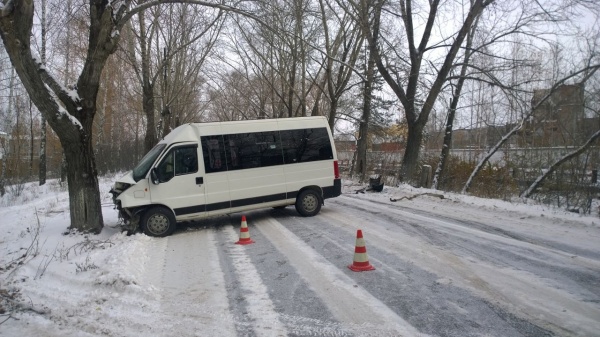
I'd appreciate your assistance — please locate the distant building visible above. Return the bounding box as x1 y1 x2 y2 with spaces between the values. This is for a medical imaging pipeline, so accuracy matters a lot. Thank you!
520 84 585 147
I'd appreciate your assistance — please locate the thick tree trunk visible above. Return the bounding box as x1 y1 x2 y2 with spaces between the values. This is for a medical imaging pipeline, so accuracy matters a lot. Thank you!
399 121 425 183
327 98 337 132
62 134 104 233
143 84 157 153
355 48 376 182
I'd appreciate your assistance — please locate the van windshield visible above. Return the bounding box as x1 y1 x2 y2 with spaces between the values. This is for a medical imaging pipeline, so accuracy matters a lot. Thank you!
132 144 167 182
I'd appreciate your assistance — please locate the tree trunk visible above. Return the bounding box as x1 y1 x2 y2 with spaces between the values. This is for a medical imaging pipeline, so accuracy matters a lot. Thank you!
328 97 338 132
39 116 47 185
432 104 456 190
29 100 34 177
399 121 426 183
355 120 369 182
355 47 376 182
62 134 104 233
0 68 16 196
0 147 6 195
39 0 47 185
143 83 157 152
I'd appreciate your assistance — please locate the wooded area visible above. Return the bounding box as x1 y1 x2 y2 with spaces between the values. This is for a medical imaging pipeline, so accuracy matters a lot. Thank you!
0 0 598 233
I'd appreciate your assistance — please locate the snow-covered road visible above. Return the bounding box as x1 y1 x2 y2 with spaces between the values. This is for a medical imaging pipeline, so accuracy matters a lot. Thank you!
2 181 599 337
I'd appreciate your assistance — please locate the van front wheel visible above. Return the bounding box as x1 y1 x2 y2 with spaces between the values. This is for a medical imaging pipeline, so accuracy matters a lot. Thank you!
141 207 176 237
295 190 322 217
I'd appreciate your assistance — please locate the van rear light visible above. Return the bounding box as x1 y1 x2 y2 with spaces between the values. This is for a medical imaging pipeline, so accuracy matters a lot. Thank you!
333 160 340 179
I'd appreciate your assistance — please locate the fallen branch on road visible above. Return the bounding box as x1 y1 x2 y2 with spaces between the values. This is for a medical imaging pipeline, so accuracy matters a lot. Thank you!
390 193 445 202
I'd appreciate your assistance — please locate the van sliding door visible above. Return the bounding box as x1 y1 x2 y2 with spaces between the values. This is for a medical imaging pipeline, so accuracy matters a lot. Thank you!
224 130 286 211
200 135 231 215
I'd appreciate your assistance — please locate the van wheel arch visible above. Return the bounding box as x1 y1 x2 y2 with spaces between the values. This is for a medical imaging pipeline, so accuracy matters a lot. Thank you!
295 187 323 217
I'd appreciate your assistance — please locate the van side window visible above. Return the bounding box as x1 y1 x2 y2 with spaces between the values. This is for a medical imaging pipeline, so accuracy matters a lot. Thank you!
156 151 175 183
156 146 198 182
281 128 333 164
225 131 283 170
175 147 198 175
201 136 227 173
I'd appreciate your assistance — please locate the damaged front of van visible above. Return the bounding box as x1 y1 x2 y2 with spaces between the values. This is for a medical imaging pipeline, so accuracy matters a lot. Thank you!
109 143 167 233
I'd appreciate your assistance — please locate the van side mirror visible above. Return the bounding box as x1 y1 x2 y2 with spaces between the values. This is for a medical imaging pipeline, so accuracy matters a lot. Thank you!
150 168 160 185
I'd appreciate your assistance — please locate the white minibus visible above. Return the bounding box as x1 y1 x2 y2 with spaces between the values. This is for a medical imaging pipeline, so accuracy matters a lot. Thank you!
110 116 342 237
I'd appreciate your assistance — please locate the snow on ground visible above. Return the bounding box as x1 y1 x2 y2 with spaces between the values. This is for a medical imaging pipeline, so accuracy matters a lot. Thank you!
0 174 598 336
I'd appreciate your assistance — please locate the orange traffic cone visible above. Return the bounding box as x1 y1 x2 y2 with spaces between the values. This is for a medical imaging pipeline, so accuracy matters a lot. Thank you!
348 229 375 272
235 215 255 245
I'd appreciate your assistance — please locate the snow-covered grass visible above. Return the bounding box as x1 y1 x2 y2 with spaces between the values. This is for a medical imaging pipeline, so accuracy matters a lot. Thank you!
0 174 598 336
343 178 600 225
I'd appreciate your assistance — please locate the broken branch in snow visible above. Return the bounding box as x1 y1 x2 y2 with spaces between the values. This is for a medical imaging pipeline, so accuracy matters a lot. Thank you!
0 287 49 321
390 193 446 202
57 238 114 262
4 211 42 278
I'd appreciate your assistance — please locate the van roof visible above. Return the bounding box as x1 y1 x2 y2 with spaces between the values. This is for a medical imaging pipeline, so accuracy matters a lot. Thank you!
161 116 330 144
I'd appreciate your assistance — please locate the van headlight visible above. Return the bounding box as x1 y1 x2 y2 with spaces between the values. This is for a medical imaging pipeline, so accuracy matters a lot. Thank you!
113 181 131 191
109 182 131 203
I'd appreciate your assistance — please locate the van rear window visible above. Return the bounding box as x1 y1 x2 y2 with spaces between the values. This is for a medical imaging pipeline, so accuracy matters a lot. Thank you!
280 128 333 164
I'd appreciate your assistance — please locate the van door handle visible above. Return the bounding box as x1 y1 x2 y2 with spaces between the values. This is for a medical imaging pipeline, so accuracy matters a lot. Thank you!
196 177 204 185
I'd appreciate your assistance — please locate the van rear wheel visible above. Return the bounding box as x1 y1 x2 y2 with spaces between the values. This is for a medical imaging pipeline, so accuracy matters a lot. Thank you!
141 207 176 237
295 189 321 217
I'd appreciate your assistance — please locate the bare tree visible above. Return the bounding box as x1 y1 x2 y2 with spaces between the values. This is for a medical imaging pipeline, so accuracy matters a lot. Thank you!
121 3 223 153
354 0 494 183
221 0 323 120
317 0 364 131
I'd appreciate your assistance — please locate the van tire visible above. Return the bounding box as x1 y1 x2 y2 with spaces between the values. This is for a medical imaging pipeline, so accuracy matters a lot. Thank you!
295 189 322 217
141 207 176 237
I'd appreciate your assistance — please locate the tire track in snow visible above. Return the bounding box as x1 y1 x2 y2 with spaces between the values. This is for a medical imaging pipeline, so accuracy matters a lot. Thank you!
253 216 425 337
222 225 289 336
140 230 237 336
